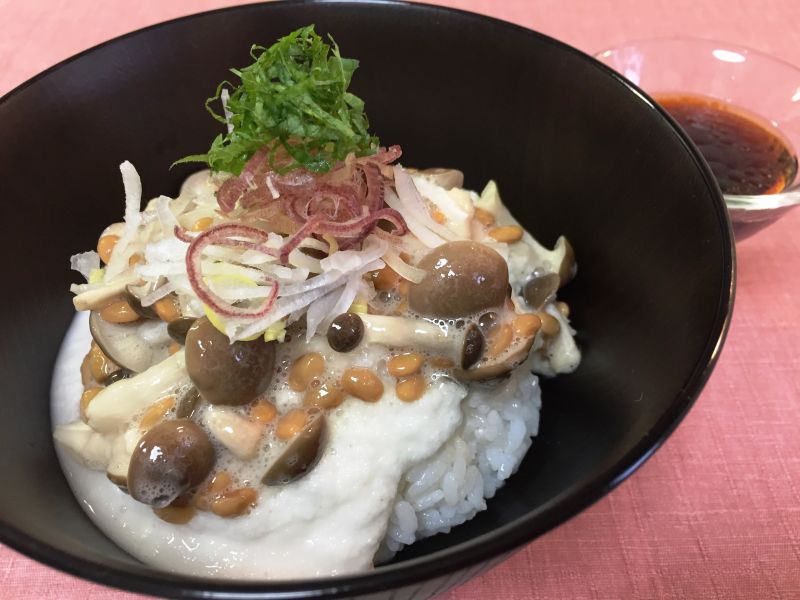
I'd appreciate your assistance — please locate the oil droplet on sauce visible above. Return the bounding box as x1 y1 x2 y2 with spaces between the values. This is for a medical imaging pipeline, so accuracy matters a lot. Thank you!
655 93 798 196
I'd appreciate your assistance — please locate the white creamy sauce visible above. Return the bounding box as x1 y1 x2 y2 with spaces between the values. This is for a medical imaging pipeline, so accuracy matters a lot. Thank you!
52 313 466 578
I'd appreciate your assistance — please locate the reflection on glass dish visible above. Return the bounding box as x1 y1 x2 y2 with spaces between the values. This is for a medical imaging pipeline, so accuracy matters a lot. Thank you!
596 37 800 240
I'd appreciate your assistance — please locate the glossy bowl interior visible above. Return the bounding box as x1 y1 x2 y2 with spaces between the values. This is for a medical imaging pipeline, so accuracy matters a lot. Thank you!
0 2 733 599
596 37 800 240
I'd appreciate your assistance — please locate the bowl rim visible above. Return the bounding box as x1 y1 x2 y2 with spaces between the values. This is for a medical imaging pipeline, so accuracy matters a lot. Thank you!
595 35 800 210
0 2 736 598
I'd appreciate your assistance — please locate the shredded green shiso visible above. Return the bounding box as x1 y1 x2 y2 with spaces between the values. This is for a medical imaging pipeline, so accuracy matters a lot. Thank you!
176 25 378 175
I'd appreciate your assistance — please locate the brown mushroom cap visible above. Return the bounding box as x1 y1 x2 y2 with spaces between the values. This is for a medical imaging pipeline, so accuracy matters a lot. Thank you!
185 317 276 406
175 387 201 419
128 419 215 508
262 412 326 486
89 311 171 374
461 324 485 369
408 241 509 318
523 273 560 310
327 313 364 353
167 317 197 344
457 335 536 381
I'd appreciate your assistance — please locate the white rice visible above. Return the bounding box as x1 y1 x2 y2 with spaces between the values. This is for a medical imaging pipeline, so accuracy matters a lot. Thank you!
378 362 541 559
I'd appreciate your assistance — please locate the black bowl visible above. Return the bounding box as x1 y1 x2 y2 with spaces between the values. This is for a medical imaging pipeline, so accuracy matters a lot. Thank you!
0 1 733 598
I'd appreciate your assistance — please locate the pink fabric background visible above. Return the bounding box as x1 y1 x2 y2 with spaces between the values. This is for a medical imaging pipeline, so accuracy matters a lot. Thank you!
2 1 799 598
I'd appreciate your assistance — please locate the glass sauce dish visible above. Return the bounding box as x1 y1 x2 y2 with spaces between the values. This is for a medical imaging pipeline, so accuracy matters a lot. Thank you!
596 37 800 240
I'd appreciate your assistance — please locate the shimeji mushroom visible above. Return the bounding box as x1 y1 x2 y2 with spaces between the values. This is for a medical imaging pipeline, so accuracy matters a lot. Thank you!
127 419 215 508
185 318 276 406
73 273 140 311
328 313 524 376
53 421 114 471
105 427 140 488
54 417 140 487
522 273 560 310
85 350 190 433
167 317 197 344
203 406 264 460
339 312 540 381
262 411 326 486
89 311 172 374
520 236 575 291
408 241 509 319
457 333 538 381
355 314 469 366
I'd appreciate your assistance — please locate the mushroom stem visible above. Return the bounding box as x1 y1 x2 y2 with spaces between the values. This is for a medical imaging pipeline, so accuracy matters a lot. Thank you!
360 314 455 357
53 421 114 470
106 428 139 486
203 406 264 460
86 350 189 433
73 274 141 311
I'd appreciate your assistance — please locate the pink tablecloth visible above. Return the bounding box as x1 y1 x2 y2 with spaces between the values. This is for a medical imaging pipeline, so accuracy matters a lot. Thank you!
2 1 799 598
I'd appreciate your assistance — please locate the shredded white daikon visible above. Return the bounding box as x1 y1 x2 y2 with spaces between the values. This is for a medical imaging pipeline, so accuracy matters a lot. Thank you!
120 161 143 233
304 288 342 340
154 195 180 234
324 273 362 330
393 166 459 243
319 236 387 272
104 161 144 280
383 247 426 283
139 281 177 307
70 251 100 281
287 248 322 273
70 159 499 343
411 174 475 239
232 257 384 341
384 187 446 248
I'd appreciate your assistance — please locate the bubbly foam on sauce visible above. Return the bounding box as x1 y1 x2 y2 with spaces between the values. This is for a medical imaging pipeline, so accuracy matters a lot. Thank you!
52 312 472 578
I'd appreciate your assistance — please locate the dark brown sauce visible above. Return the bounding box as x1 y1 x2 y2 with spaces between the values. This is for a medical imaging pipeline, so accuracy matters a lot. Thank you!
655 93 798 196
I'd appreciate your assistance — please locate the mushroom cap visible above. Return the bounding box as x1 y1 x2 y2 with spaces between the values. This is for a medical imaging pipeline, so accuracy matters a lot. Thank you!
327 313 364 353
185 317 276 406
127 419 215 507
461 324 485 369
263 412 326 486
408 241 509 319
89 311 171 374
523 273 560 310
167 317 197 344
457 335 536 381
